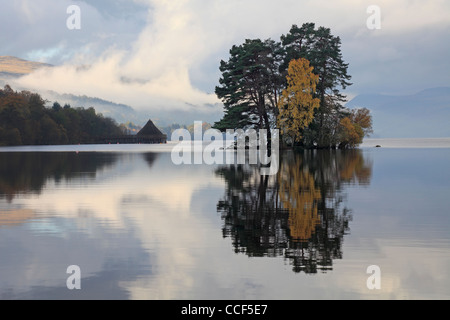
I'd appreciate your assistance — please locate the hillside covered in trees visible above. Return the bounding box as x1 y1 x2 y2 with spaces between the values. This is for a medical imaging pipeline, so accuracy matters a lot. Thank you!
0 85 124 146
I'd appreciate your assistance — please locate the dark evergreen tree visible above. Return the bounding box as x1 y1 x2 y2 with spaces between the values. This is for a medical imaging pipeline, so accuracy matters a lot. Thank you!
214 39 285 133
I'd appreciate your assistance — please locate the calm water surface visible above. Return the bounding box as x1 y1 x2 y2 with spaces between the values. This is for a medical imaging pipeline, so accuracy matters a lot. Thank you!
0 139 449 300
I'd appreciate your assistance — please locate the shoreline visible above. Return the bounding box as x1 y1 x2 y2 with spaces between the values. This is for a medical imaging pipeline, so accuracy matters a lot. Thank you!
360 137 450 149
1 137 450 153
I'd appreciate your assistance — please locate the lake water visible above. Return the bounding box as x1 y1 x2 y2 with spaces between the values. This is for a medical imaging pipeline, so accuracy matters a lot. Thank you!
0 138 449 300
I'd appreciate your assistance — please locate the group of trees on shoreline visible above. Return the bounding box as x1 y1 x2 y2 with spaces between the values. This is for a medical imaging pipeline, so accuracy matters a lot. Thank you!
214 22 373 149
0 85 124 146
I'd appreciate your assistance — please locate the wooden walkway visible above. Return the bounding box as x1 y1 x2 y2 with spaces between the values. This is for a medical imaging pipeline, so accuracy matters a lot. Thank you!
95 134 167 144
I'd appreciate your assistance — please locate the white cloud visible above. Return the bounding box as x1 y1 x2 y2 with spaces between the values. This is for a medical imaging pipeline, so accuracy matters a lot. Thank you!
12 0 224 112
4 0 450 114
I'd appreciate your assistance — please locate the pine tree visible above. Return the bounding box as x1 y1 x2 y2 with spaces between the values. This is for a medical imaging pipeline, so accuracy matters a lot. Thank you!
214 39 284 133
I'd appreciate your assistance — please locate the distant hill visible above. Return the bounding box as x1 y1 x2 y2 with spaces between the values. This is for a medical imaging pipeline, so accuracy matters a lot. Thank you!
0 56 223 128
41 90 150 127
38 90 222 130
346 87 450 138
0 56 51 78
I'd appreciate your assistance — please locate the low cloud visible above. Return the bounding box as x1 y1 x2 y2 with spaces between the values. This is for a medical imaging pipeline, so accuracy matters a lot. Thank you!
11 0 224 113
4 0 450 114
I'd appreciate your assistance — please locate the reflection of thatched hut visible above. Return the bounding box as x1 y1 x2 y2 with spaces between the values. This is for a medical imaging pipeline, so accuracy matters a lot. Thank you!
136 120 167 144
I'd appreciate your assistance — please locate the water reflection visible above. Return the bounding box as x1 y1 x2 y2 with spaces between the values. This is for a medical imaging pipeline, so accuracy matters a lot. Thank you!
216 149 373 273
0 151 161 300
1 146 449 299
0 152 119 201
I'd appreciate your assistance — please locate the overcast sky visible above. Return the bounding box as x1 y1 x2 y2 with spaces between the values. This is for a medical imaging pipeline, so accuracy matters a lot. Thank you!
1 0 449 115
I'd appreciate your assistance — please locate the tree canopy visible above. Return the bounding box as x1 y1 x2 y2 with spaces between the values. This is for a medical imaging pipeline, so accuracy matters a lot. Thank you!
214 22 372 149
214 39 284 133
277 58 320 146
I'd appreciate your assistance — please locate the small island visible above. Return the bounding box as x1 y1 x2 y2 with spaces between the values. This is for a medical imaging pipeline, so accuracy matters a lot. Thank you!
212 23 373 150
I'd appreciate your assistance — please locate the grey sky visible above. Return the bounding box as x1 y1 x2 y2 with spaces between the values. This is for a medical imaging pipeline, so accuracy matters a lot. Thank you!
1 0 449 113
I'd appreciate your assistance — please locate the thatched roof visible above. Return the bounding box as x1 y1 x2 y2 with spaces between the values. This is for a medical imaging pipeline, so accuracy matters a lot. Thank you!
137 120 165 137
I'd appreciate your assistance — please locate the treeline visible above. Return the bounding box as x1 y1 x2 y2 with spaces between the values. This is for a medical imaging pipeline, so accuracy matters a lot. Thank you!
214 22 373 149
0 85 124 146
160 122 212 141
120 121 142 135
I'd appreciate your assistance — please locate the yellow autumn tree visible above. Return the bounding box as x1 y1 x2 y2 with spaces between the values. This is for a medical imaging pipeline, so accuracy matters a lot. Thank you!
339 117 361 148
339 108 373 148
277 58 320 147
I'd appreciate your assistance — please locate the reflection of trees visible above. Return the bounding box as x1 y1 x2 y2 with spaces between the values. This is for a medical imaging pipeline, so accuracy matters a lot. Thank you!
216 149 372 273
0 152 119 201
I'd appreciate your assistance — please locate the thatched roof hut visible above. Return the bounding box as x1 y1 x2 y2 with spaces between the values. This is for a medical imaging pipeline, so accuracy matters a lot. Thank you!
137 119 163 136
136 120 167 143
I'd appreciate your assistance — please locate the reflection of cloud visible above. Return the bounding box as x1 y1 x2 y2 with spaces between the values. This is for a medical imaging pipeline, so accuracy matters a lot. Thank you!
0 215 152 300
0 209 35 227
2 150 450 299
14 154 225 225
323 240 450 300
0 152 228 298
